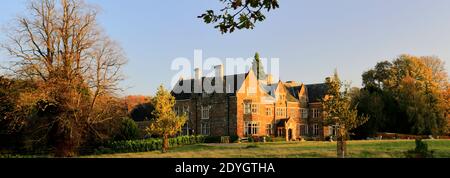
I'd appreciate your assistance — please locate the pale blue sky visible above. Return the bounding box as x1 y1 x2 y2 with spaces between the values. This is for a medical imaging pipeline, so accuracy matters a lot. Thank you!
1 0 449 95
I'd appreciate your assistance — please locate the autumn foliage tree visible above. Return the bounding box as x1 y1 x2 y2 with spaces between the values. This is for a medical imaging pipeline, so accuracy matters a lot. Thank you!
357 55 448 136
1 0 127 157
322 71 369 158
146 85 187 153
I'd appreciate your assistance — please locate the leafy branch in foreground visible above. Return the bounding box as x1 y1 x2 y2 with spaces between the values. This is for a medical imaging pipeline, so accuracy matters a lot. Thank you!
198 0 279 34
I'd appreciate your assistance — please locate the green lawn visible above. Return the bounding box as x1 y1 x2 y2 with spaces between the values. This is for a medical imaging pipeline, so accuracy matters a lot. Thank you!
85 140 450 158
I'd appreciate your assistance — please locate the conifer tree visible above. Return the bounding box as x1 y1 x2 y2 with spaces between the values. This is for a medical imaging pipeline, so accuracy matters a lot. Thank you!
147 85 187 153
252 52 267 80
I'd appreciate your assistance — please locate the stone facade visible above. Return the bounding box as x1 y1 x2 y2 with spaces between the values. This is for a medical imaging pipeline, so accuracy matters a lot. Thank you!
172 67 334 141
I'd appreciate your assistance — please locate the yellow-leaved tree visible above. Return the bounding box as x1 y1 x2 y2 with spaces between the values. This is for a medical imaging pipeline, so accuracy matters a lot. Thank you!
147 85 187 153
322 71 369 158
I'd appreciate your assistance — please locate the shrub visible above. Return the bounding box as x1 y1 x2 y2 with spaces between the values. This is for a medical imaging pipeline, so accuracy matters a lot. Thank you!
253 136 261 142
230 136 239 143
95 135 206 154
204 136 222 143
264 136 273 142
204 136 240 143
405 139 434 158
113 118 140 141
247 137 254 143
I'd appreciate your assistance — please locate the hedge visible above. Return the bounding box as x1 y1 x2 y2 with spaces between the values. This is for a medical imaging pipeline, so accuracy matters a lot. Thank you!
203 136 240 143
95 135 207 154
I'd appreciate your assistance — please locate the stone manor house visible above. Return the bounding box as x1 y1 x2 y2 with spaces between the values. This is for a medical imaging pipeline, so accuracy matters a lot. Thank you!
172 65 337 141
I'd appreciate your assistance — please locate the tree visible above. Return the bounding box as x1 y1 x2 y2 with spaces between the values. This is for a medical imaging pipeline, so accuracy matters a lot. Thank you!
420 56 449 90
199 0 279 34
0 77 33 148
251 52 266 80
1 0 127 157
130 103 155 122
114 117 140 141
358 55 448 136
322 71 368 158
146 85 187 153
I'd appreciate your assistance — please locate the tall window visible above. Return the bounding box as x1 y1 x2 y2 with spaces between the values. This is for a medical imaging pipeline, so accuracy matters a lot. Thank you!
251 104 258 114
183 106 190 120
300 108 308 119
244 103 258 115
244 121 260 136
266 107 273 116
276 108 286 117
329 125 339 136
201 106 210 119
300 124 308 136
312 109 321 118
182 123 190 136
176 106 189 116
200 122 210 135
266 124 273 136
174 107 179 115
313 124 319 136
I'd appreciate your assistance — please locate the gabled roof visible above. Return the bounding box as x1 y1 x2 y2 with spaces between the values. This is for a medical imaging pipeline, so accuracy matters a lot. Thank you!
305 83 328 103
260 83 278 97
172 69 329 104
286 85 303 99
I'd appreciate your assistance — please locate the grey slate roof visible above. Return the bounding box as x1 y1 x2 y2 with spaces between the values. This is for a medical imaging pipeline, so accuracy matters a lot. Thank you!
286 85 302 99
172 73 248 100
305 83 328 103
172 72 329 104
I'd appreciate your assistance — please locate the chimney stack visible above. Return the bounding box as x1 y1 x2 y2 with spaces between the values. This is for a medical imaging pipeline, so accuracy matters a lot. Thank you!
195 68 202 80
214 64 224 79
267 74 274 84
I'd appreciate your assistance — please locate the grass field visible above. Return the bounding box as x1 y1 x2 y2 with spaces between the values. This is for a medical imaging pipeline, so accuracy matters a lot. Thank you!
85 140 450 158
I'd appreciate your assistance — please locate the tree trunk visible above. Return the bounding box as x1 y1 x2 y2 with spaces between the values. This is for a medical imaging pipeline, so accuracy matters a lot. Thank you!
337 126 347 158
162 134 169 153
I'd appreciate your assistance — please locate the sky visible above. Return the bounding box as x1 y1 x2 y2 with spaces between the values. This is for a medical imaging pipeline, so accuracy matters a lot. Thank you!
1 0 450 96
